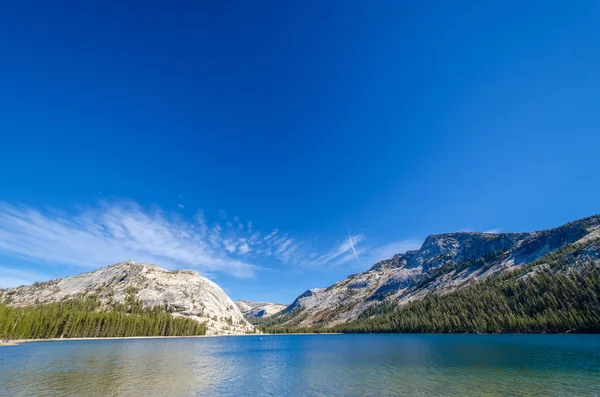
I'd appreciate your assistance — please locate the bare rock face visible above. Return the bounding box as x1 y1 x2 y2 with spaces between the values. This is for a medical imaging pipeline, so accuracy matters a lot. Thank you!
272 214 600 329
235 300 286 318
0 261 255 335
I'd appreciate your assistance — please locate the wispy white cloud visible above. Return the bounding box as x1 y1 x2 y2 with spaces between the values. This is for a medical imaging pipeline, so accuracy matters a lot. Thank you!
0 201 425 283
223 239 238 254
304 234 367 267
177 204 185 209
263 229 278 241
238 243 251 255
327 246 368 268
290 236 423 270
276 238 294 254
345 221 360 264
0 202 258 278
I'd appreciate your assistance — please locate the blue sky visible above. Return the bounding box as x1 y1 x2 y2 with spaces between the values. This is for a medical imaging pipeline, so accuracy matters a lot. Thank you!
0 1 599 303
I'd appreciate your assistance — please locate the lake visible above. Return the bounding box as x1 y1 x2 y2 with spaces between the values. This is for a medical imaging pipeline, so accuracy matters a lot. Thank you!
1 334 599 396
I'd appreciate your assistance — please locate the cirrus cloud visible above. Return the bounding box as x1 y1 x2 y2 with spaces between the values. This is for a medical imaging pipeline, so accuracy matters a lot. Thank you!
0 201 258 278
0 201 424 284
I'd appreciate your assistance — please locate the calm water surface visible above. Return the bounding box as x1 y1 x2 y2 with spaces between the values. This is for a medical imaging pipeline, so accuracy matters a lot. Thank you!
1 334 599 396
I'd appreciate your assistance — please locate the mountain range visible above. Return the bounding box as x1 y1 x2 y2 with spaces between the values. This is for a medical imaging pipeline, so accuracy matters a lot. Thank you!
1 214 599 336
257 214 600 331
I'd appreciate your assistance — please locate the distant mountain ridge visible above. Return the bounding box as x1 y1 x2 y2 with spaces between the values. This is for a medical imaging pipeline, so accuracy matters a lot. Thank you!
269 214 600 330
0 261 255 335
2 215 599 335
236 300 286 318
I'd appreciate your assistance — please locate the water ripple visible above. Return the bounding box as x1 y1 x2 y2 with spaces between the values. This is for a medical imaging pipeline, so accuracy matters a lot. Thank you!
1 335 599 397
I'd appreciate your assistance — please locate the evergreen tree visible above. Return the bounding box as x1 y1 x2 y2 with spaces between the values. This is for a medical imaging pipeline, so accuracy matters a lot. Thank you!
0 297 207 339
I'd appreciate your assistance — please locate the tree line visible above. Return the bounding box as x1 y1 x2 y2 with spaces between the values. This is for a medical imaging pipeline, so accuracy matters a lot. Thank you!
0 292 206 339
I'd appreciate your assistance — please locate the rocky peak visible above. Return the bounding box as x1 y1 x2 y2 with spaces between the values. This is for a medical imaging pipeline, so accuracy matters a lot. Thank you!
235 300 287 318
370 253 408 271
0 261 255 335
282 288 325 314
408 232 527 270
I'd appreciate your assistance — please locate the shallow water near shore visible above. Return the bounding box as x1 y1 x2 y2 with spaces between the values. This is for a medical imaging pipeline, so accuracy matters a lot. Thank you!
1 334 599 396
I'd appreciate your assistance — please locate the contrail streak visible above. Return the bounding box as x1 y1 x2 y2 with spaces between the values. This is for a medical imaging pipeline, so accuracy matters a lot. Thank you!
345 220 360 264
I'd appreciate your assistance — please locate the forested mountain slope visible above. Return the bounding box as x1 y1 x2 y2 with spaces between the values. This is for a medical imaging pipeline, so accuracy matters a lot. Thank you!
261 215 600 331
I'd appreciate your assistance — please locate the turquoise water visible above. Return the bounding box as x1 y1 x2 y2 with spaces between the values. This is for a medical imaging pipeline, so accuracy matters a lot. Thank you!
1 334 599 396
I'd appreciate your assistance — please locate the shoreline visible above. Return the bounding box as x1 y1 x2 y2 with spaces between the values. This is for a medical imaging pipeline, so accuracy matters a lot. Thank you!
0 334 252 346
0 333 342 346
1 332 595 347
